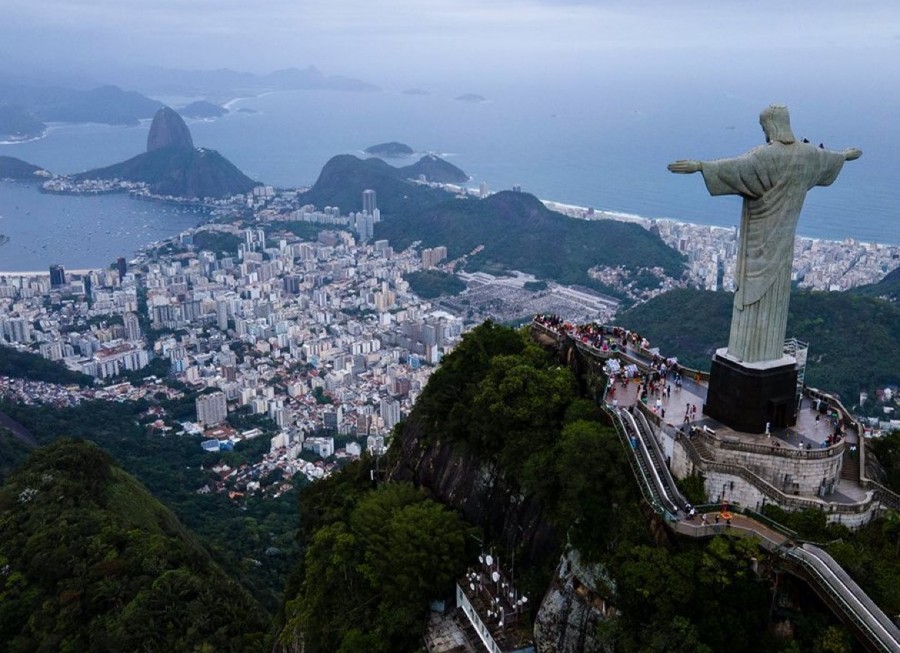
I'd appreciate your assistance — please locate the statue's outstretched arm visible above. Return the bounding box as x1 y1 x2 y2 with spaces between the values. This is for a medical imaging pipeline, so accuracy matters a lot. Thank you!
843 148 862 161
667 160 702 174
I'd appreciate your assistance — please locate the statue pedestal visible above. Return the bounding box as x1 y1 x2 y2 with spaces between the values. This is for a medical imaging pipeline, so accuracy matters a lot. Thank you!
703 348 798 434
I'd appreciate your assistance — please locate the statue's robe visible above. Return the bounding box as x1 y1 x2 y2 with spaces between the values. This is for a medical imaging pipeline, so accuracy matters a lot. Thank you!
701 142 846 363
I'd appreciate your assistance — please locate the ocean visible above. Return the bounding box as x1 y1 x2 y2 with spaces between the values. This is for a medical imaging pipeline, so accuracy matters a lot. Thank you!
1 79 898 271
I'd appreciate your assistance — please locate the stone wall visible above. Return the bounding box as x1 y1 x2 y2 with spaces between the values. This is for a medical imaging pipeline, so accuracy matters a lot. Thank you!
712 441 843 498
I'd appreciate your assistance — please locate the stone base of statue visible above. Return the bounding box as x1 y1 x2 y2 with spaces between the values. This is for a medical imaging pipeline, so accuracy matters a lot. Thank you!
703 348 798 434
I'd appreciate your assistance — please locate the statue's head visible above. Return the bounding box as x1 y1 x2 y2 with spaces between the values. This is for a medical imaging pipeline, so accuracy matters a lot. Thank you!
759 105 795 144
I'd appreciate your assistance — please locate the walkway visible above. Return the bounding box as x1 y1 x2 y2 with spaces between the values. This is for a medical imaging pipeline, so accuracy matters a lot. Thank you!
534 316 900 652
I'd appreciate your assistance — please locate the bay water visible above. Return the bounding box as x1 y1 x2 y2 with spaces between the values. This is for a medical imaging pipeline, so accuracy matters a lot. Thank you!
1 78 898 271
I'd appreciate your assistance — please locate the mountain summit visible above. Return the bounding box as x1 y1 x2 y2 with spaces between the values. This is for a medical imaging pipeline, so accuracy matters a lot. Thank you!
146 107 194 151
74 106 257 199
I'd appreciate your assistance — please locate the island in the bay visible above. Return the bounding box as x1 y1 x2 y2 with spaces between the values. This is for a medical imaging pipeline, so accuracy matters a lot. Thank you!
178 100 228 119
455 92 487 103
365 141 415 158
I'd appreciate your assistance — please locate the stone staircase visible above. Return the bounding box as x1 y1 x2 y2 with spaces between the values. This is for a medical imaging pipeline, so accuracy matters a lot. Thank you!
690 434 714 461
840 448 860 482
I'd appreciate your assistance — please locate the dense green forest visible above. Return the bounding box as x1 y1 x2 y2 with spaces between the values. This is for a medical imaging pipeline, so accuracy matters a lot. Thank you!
0 399 299 611
618 288 900 402
403 269 466 298
192 230 243 255
0 344 94 386
278 323 868 652
0 439 268 651
279 465 473 652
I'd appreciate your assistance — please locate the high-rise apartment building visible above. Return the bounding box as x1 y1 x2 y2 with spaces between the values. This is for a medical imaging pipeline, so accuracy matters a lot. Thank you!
49 264 66 288
196 391 228 426
124 312 141 341
362 189 377 215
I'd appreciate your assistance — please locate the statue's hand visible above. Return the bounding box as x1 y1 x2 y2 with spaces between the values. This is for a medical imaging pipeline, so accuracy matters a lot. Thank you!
668 160 702 174
843 148 862 161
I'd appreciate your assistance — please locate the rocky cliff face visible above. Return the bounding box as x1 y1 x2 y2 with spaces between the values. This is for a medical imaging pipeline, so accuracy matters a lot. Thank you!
533 549 616 653
388 417 612 652
388 415 558 568
146 107 194 152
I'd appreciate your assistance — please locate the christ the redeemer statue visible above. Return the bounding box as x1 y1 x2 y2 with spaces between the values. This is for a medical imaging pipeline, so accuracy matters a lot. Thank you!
668 105 861 364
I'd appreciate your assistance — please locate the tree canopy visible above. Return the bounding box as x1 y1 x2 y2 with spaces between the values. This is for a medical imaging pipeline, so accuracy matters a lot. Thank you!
0 439 268 651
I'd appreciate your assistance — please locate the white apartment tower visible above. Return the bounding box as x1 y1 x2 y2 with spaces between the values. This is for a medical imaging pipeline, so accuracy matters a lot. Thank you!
196 391 228 426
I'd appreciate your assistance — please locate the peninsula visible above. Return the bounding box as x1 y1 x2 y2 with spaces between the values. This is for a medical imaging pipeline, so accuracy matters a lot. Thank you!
0 156 51 181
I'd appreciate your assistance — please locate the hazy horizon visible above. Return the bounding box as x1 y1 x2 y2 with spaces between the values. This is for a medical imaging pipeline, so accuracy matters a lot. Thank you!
3 1 900 94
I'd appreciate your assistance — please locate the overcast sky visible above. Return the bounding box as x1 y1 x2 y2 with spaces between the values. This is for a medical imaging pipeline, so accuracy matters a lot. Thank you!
3 0 900 89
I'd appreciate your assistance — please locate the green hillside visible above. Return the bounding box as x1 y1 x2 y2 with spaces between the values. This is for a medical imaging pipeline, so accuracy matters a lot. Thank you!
852 264 900 305
378 190 685 290
301 156 685 296
300 154 449 215
398 154 469 183
75 145 259 199
0 344 93 386
617 288 900 401
0 155 49 180
0 439 268 651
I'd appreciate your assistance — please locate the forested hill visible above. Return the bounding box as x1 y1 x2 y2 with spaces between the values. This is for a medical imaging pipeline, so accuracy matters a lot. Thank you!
852 264 900 305
617 288 900 402
300 154 450 215
0 439 269 651
378 189 686 288
0 344 93 386
0 155 50 180
275 322 879 652
74 146 259 199
397 153 468 183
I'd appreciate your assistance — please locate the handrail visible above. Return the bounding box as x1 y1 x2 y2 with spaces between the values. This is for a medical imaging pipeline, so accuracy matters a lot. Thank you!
708 430 846 461
860 479 900 512
621 408 681 517
604 405 663 514
634 408 689 510
787 544 900 653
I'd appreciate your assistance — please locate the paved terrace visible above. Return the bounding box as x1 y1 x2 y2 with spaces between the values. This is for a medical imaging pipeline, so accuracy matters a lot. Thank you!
532 316 899 513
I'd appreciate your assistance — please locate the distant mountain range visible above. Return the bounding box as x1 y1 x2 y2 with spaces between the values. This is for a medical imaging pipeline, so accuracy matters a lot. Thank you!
108 65 380 97
0 65 377 140
73 107 258 199
0 81 162 139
